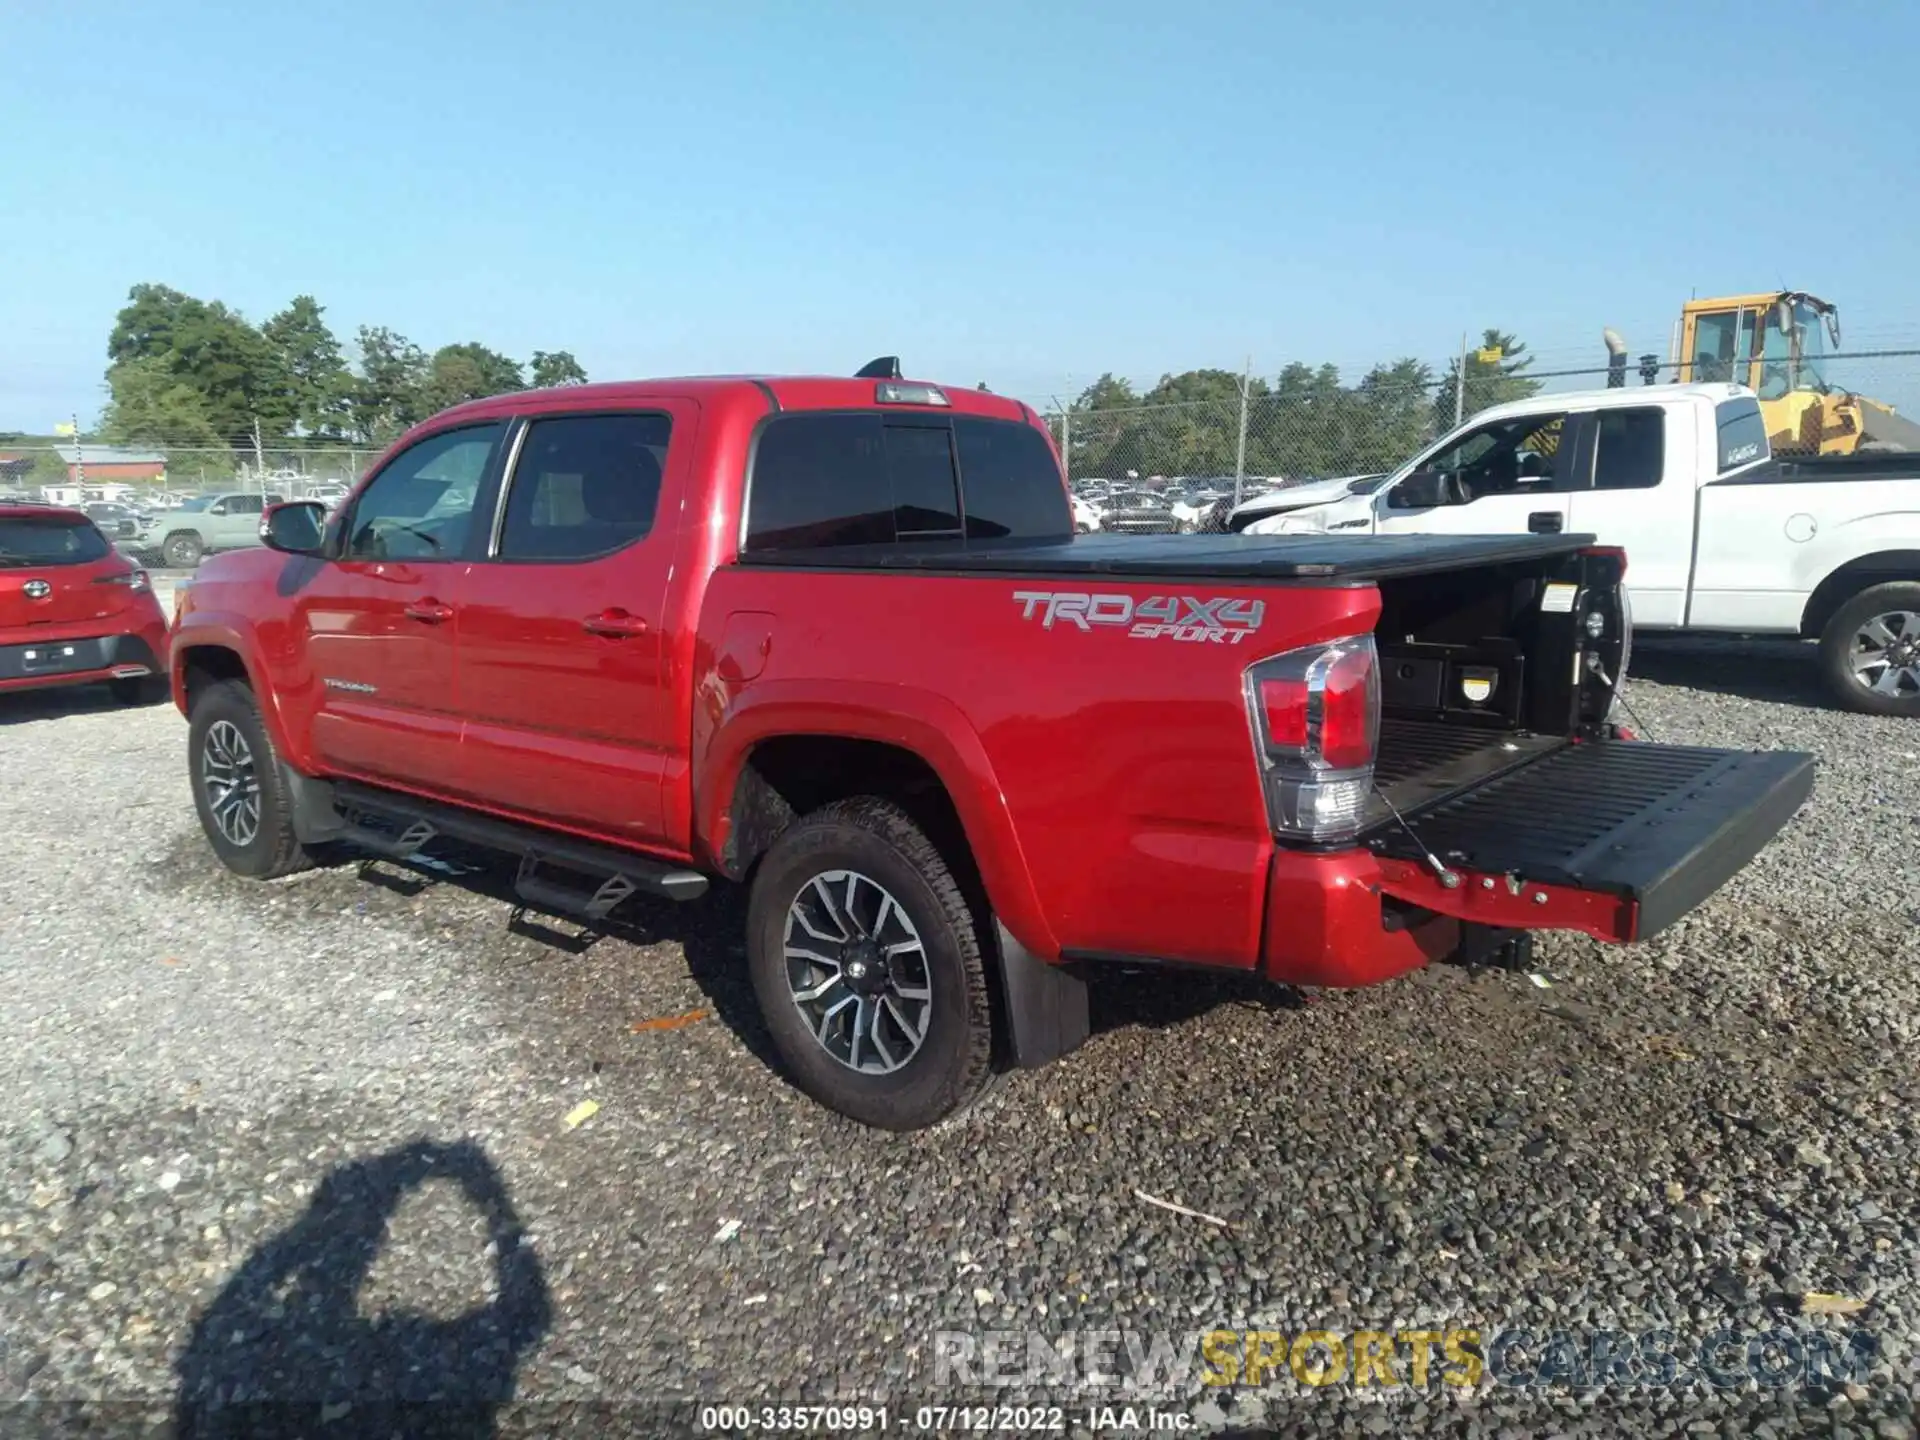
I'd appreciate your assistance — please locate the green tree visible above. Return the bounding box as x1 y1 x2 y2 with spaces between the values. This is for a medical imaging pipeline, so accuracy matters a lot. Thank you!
529 350 589 388
1431 329 1540 434
348 326 430 442
1065 373 1140 478
261 295 350 437
1124 369 1265 478
107 283 279 445
101 355 225 449
1353 358 1437 470
421 342 524 413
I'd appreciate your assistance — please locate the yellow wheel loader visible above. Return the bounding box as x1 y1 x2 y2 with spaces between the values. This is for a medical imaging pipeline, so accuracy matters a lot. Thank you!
1607 292 1920 455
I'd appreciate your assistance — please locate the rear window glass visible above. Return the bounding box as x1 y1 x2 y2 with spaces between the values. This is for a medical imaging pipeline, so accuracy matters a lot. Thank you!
1715 399 1769 472
883 424 961 536
0 517 110 565
955 417 1070 539
746 412 1069 553
745 414 894 552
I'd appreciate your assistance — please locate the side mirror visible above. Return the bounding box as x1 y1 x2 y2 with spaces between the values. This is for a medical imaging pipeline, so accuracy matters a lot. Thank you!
261 500 328 555
1389 470 1453 509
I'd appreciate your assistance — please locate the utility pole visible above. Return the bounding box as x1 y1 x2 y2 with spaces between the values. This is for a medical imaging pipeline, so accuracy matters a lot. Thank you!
1059 395 1071 481
251 418 266 496
1232 356 1253 508
71 414 85 495
1454 334 1468 429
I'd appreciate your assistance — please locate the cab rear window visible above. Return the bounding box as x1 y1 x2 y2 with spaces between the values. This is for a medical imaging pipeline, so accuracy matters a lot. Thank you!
744 413 1068 553
0 517 111 566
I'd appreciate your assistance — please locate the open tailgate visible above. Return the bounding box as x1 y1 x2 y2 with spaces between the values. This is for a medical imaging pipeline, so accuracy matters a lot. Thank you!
1370 740 1815 942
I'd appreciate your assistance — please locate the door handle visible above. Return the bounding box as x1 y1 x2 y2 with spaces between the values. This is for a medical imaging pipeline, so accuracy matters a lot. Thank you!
1528 511 1563 534
583 609 649 638
403 598 454 624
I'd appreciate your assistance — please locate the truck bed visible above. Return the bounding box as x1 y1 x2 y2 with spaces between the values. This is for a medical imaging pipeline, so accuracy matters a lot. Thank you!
732 531 1599 581
1371 719 1564 819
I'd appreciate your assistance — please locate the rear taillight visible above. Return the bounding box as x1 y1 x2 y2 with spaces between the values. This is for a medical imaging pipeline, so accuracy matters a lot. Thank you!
1245 634 1380 843
94 569 150 592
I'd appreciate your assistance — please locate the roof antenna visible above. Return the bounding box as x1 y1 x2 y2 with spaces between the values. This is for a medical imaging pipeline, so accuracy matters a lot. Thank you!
855 356 902 380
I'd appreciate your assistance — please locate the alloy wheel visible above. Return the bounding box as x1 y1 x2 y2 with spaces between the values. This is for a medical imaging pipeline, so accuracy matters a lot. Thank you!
1849 610 1920 699
201 719 262 847
783 870 933 1074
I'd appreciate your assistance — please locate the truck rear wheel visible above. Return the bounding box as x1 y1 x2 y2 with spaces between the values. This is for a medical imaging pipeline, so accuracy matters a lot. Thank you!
1819 582 1920 717
163 531 205 568
745 798 995 1130
187 679 313 878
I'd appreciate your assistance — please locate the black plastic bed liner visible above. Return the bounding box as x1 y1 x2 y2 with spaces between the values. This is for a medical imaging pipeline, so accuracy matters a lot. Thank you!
1372 719 1564 816
1369 740 1816 940
732 531 1598 582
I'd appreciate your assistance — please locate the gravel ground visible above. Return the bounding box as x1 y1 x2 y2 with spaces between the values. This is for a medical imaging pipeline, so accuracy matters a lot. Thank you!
1 635 1916 1439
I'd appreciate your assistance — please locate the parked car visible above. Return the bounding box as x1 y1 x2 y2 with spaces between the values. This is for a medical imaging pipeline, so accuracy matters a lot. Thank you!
171 366 1812 1130
130 491 287 568
84 501 152 544
1 505 169 702
1240 382 1920 716
1098 488 1181 534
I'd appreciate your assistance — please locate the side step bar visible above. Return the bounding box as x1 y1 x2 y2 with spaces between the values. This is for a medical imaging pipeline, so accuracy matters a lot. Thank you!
315 779 708 918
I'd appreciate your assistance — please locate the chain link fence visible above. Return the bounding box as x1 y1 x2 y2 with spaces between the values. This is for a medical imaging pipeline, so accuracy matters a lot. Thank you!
0 443 380 506
1042 348 1920 500
6 346 1919 513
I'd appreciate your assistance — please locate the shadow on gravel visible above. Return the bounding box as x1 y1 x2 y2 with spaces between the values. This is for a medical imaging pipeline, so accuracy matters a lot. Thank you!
1088 963 1308 1034
0 684 164 725
353 847 784 1076
1629 638 1831 712
174 1139 550 1440
349 847 1303 1079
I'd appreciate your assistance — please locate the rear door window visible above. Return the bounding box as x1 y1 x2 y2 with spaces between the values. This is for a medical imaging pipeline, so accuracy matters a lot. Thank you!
1714 399 1769 472
497 413 671 562
1590 408 1666 490
954 417 1070 539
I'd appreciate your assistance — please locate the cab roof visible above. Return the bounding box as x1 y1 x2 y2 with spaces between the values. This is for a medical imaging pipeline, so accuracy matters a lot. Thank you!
428 374 1037 427
0 503 89 523
1463 381 1755 430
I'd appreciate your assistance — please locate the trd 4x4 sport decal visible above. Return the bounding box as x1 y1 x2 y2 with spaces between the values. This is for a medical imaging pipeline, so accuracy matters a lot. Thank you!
1011 590 1265 643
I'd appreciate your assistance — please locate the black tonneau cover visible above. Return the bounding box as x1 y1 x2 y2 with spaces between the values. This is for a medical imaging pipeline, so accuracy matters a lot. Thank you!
733 532 1599 582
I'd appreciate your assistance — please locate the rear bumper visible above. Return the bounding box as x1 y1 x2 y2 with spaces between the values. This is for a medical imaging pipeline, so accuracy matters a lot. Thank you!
1261 739 1816 985
0 620 170 694
1261 848 1461 987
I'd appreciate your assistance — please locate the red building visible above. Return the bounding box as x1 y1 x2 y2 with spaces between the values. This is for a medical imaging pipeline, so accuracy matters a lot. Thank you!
52 445 167 483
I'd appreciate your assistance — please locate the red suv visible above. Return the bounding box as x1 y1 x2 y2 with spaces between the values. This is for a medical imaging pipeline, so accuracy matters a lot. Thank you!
0 505 170 702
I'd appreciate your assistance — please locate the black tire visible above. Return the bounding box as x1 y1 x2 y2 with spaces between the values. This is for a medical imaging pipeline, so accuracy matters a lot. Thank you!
745 797 995 1130
109 675 165 705
1818 581 1920 717
186 679 313 878
163 531 205 568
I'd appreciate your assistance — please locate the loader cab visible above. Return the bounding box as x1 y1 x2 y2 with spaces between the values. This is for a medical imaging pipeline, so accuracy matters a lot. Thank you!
1677 292 1838 399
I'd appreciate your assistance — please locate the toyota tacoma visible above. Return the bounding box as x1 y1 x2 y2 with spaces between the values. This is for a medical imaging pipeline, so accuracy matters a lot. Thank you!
169 361 1815 1129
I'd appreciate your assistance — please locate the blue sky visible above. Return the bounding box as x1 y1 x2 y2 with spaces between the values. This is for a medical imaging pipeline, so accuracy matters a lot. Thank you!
4 0 1917 430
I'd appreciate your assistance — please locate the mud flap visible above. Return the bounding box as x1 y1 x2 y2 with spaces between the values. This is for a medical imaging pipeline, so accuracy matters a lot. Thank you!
994 922 1090 1069
283 769 347 846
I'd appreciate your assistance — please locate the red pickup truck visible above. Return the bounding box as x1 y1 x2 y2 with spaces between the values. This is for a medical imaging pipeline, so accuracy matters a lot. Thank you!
171 363 1815 1129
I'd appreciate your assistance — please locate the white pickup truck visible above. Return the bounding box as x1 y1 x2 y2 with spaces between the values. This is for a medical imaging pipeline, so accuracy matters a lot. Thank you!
1242 382 1920 717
